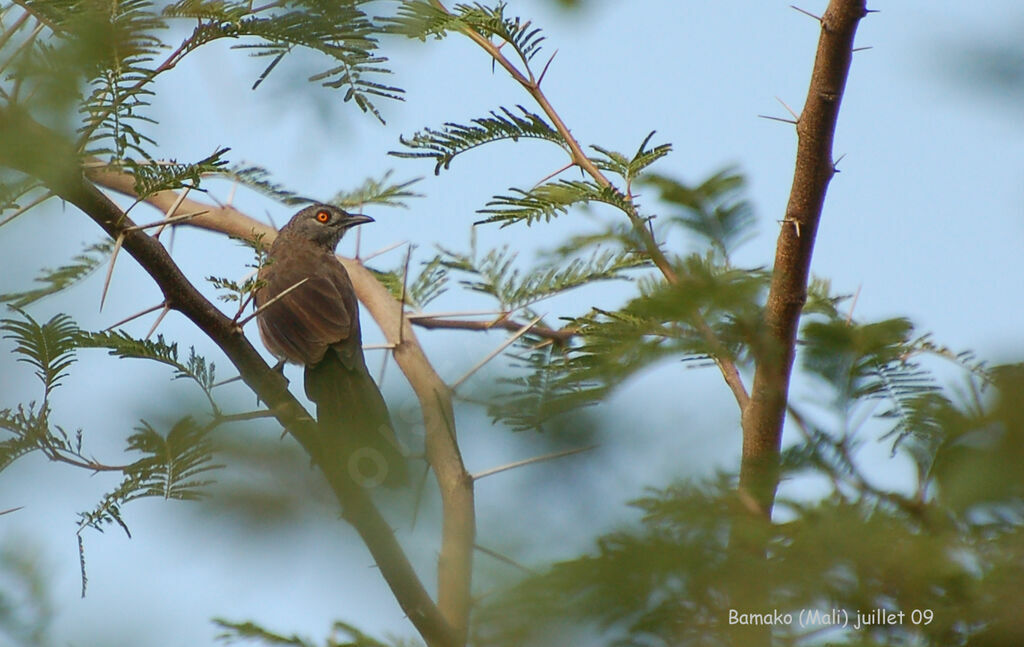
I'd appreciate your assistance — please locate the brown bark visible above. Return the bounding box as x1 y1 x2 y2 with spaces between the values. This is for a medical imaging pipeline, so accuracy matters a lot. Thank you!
740 0 868 515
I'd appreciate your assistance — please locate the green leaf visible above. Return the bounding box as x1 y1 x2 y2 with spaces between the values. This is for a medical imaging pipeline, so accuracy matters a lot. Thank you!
392 106 564 174
641 168 755 261
332 171 422 210
0 241 113 308
125 417 221 500
476 179 632 227
79 330 216 394
0 312 81 397
437 243 646 310
387 1 546 65
211 3 403 123
129 148 229 197
77 416 221 541
220 164 312 206
407 254 449 309
0 404 50 471
590 131 672 183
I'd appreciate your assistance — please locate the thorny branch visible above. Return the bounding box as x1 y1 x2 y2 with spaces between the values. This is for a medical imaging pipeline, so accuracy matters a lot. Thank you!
740 0 868 515
0 108 461 647
426 0 750 410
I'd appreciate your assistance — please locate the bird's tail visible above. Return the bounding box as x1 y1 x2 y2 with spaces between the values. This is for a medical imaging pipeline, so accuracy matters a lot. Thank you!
304 351 410 489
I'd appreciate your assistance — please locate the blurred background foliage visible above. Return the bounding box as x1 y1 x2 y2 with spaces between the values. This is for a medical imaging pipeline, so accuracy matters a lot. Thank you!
1 1 1022 647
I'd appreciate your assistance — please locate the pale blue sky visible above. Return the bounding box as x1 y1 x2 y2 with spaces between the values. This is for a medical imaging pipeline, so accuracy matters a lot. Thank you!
1 2 1022 645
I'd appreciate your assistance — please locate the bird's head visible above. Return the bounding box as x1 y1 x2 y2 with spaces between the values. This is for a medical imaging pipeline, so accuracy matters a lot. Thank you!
279 204 374 249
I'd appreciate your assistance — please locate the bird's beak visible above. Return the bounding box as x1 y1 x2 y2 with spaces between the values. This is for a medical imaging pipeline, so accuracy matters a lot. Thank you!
344 213 374 228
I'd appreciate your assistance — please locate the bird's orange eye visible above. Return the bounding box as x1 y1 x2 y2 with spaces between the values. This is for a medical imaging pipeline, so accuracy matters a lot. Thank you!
315 210 331 223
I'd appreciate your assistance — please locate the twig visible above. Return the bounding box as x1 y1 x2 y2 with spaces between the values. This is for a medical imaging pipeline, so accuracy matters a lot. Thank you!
536 48 558 88
362 239 408 262
104 301 166 331
231 288 257 325
406 310 508 320
152 185 193 238
145 303 171 339
211 374 245 389
790 4 822 21
0 10 30 54
412 314 575 344
76 37 192 149
0 20 42 77
124 209 208 233
451 314 543 389
474 543 537 575
99 233 125 312
212 409 276 425
0 190 52 228
758 113 798 125
776 96 800 121
236 277 309 328
846 284 861 323
472 444 596 481
533 160 574 188
399 244 413 345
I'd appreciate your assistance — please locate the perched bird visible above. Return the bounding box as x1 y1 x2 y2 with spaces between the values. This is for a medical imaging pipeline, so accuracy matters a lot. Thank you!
255 204 408 488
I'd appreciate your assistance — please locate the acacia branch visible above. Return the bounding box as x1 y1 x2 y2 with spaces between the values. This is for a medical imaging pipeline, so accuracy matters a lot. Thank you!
740 0 868 515
84 164 474 645
0 108 460 647
425 1 752 410
427 0 677 284
411 314 575 344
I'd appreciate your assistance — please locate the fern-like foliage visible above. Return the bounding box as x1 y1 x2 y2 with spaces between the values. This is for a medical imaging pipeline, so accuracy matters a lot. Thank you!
438 243 647 311
368 250 449 311
167 0 402 122
129 148 229 198
641 168 755 262
222 164 312 206
477 179 632 228
802 317 937 405
208 274 259 308
69 0 166 159
486 346 603 432
0 404 50 471
125 417 220 500
406 254 449 310
484 256 768 430
213 619 393 647
77 417 220 532
484 311 674 431
798 315 976 486
590 131 672 185
73 415 220 594
392 106 564 175
1 311 81 400
0 178 46 222
0 311 224 594
387 1 546 66
0 241 113 308
332 171 422 210
12 0 401 171
79 331 218 410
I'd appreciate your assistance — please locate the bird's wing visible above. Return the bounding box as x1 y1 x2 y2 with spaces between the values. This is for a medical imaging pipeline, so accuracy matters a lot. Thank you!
256 258 353 366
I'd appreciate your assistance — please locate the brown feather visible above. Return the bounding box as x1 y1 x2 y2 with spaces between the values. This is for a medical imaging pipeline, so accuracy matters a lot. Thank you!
255 206 408 488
